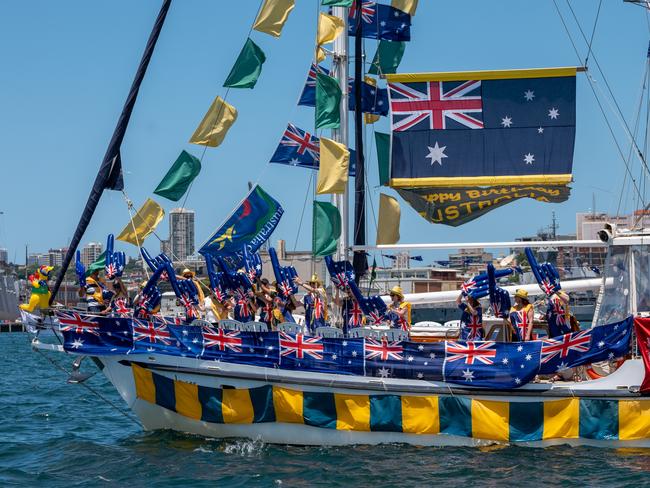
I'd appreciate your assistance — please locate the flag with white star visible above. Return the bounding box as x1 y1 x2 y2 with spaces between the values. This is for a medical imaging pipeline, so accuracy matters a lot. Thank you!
388 68 576 188
366 340 445 380
348 1 411 41
443 340 542 389
538 316 633 374
386 67 577 228
278 335 364 374
59 313 133 355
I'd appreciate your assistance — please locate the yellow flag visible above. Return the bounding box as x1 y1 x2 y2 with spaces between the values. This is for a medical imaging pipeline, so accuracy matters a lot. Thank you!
253 0 295 37
377 194 401 245
316 137 349 194
364 75 381 124
117 198 165 246
392 0 418 15
316 13 344 62
189 96 237 147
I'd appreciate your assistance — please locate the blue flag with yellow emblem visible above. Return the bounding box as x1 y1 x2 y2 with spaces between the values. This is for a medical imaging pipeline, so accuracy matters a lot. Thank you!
199 185 283 259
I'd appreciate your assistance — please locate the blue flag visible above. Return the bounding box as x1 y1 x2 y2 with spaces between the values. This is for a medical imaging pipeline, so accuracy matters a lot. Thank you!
298 64 388 116
199 185 283 259
269 123 356 175
387 68 577 187
348 1 411 41
538 316 632 374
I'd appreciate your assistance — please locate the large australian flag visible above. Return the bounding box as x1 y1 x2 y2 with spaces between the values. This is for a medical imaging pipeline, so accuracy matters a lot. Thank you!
387 68 577 186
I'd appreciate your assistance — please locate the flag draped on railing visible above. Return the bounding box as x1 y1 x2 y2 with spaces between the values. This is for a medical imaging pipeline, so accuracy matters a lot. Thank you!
58 312 634 389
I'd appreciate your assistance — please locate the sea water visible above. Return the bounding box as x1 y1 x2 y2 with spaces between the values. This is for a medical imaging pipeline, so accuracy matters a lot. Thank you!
1 333 648 487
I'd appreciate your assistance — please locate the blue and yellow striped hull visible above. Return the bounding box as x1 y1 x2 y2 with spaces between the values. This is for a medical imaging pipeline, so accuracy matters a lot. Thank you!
131 364 650 446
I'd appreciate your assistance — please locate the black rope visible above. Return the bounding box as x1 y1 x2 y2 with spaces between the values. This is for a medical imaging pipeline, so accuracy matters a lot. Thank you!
584 0 602 67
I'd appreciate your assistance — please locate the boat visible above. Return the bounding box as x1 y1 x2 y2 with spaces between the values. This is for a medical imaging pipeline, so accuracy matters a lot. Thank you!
25 0 650 448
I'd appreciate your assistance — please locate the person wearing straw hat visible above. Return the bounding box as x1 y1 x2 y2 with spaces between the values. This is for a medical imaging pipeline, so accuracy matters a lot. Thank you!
508 289 535 341
178 268 206 313
388 286 411 330
295 273 328 332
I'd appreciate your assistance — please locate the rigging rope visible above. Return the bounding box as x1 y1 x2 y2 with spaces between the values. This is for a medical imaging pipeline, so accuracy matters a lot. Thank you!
552 0 646 210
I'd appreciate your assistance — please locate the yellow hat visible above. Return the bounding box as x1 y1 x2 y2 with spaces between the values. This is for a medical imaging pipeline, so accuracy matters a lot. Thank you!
309 274 322 285
389 286 404 299
182 268 194 277
515 289 529 300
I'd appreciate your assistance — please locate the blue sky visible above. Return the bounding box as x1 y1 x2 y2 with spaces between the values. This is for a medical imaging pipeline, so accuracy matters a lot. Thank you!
1 0 649 265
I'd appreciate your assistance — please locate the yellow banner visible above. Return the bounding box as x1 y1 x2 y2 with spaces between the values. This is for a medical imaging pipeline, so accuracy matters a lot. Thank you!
392 0 418 15
253 0 295 38
376 193 400 245
316 13 344 62
116 198 165 246
316 137 349 194
189 96 237 147
386 66 578 83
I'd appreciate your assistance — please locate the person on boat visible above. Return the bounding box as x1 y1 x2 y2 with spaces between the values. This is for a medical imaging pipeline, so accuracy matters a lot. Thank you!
86 269 106 308
456 292 484 340
233 288 256 323
203 291 225 324
254 278 276 328
508 289 534 341
546 289 572 337
85 285 106 314
332 287 363 335
271 292 298 328
108 277 130 316
295 274 328 332
178 268 206 314
388 286 411 330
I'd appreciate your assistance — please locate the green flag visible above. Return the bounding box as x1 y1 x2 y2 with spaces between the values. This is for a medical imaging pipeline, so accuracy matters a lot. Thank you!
313 201 341 257
153 150 202 202
223 38 266 89
85 252 106 277
369 40 405 75
375 132 390 186
321 0 353 5
316 72 341 129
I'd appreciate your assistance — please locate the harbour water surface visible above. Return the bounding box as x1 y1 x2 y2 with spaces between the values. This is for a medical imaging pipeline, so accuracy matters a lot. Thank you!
1 333 649 487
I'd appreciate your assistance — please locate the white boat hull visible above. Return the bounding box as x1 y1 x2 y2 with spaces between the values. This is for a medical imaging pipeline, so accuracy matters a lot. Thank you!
93 351 650 448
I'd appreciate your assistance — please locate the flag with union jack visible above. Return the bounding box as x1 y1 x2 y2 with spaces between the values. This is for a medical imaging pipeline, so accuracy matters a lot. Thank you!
269 123 357 175
443 339 542 388
59 314 132 355
365 338 445 380
279 332 364 374
538 317 633 374
348 1 411 41
131 319 176 353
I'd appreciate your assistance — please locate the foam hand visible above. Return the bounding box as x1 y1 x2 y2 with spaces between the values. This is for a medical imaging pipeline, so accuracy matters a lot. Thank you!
75 250 86 288
105 234 126 279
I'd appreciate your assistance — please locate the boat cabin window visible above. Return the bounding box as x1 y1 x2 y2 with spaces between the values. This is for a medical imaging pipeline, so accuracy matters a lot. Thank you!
594 245 631 326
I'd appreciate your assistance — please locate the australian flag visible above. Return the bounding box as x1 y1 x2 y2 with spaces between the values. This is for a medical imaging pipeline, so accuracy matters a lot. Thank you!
348 1 411 41
388 71 576 184
59 312 132 355
298 64 388 116
538 316 632 374
366 339 445 381
279 333 364 374
324 256 354 290
270 123 356 175
443 340 542 389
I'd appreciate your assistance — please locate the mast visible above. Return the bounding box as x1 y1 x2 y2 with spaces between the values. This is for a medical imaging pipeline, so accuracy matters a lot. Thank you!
49 0 172 304
331 6 349 262
351 0 367 282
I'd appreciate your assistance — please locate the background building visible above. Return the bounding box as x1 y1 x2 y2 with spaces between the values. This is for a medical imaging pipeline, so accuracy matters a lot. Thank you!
0 248 8 264
81 242 103 267
169 208 195 261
